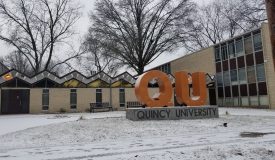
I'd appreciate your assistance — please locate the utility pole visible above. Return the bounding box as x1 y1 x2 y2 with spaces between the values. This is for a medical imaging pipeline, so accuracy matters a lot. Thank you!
265 0 275 66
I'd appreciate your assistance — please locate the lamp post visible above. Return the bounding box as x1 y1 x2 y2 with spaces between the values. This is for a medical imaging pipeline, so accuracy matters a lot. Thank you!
265 0 275 67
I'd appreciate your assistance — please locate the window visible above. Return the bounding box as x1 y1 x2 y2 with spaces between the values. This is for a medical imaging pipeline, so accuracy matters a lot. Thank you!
96 89 102 103
225 86 231 97
230 59 237 70
217 73 223 87
216 62 222 73
253 33 262 51
255 51 264 64
223 71 230 86
221 44 228 60
218 87 224 98
119 88 125 107
259 96 269 106
258 82 267 95
233 98 239 106
158 64 171 74
215 47 221 62
235 39 244 56
237 56 245 68
168 64 171 74
249 83 257 96
230 70 238 85
246 54 254 66
256 64 266 82
247 66 256 83
224 98 233 107
218 98 223 106
70 89 77 109
238 68 247 84
250 96 259 106
244 36 253 54
241 97 249 106
42 89 49 110
240 84 248 96
222 60 229 71
228 42 235 58
232 85 239 97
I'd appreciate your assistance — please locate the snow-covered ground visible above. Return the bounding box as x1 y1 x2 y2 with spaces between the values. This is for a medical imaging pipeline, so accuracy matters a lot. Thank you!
0 112 124 136
0 108 274 160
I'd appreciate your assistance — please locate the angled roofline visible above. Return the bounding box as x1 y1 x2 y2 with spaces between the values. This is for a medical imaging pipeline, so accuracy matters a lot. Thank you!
112 71 136 80
59 70 89 79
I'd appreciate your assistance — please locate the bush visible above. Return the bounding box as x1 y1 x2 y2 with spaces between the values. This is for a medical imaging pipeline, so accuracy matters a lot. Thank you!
225 111 230 115
59 108 66 113
85 108 91 113
78 115 86 121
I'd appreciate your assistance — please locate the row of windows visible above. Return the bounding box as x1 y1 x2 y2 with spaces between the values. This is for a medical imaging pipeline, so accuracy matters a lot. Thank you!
217 64 266 87
216 51 265 72
42 89 126 110
214 29 268 106
218 82 267 98
215 31 262 62
155 63 171 74
218 96 269 107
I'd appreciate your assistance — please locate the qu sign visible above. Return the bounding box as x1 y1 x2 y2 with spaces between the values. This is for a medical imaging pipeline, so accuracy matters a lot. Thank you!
135 70 207 107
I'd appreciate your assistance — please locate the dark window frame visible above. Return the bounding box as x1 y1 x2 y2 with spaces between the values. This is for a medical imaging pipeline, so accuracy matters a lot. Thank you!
256 64 266 82
215 46 221 62
244 35 253 55
229 58 237 70
221 44 228 60
253 32 263 52
42 89 49 110
237 56 245 68
258 82 267 95
255 51 264 64
246 54 254 66
248 83 257 96
119 88 126 107
96 89 102 104
235 38 244 56
247 66 256 84
228 41 235 58
70 89 77 109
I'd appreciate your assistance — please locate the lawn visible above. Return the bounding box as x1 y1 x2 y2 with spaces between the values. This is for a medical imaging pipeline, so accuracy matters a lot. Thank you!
0 108 275 160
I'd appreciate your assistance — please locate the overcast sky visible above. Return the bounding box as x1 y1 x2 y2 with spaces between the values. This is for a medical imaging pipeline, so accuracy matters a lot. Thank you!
0 0 212 74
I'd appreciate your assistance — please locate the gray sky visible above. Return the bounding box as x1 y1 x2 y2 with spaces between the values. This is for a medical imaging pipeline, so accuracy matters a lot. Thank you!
0 0 212 74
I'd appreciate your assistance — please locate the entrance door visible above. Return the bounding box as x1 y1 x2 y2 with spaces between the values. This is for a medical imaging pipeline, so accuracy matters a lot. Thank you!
1 89 30 114
209 88 217 105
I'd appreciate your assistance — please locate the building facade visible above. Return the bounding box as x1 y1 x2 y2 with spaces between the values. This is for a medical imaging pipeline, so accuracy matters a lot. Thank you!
154 23 275 109
0 23 274 114
0 69 171 114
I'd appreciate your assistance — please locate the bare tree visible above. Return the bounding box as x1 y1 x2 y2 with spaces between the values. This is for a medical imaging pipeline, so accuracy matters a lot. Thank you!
183 0 267 52
0 0 81 74
0 51 31 75
79 30 122 76
183 3 227 52
89 0 195 75
0 51 72 76
237 0 267 27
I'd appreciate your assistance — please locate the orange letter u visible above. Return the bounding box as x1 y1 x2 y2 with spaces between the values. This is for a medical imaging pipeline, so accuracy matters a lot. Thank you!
175 71 207 106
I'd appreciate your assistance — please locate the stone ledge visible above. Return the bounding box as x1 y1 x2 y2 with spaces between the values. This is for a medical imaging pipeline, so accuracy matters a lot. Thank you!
126 106 219 121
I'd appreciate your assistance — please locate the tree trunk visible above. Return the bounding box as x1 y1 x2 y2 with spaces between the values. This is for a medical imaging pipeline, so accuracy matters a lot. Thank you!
137 66 145 76
265 0 275 69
